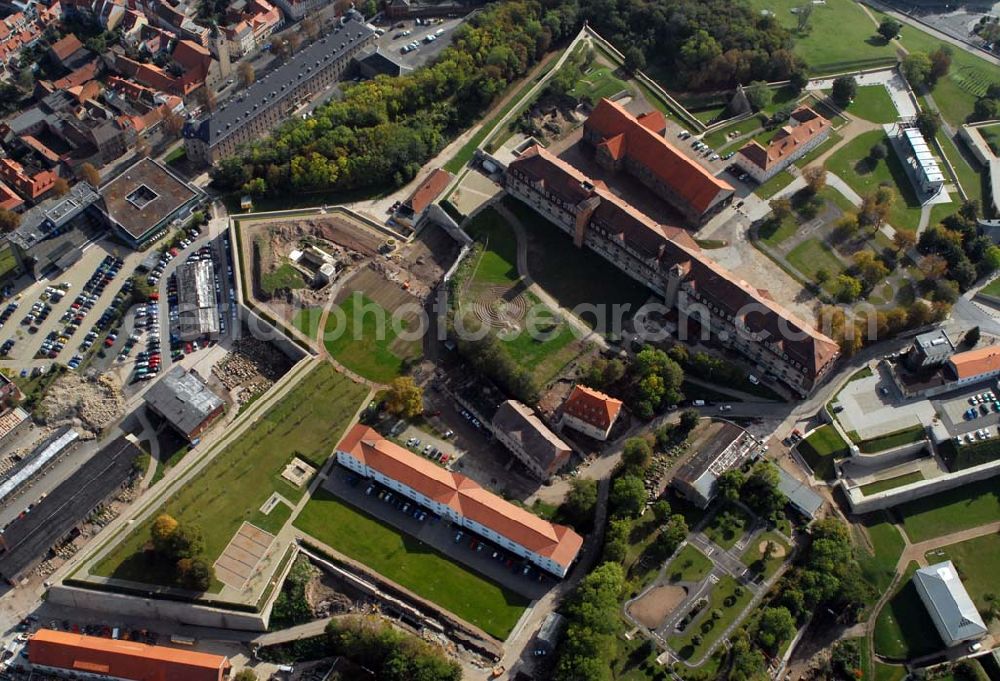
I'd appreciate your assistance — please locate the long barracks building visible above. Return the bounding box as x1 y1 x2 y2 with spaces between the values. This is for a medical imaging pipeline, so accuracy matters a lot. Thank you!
183 14 375 165
504 144 840 396
335 424 583 577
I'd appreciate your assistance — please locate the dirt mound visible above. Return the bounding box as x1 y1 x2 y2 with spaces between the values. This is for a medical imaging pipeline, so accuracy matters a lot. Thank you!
758 540 786 559
627 585 687 629
38 372 124 434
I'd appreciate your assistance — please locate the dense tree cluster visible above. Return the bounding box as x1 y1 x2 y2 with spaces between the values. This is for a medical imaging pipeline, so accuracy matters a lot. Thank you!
456 328 540 404
149 514 215 591
627 346 684 419
213 1 575 196
918 202 1000 290
325 617 461 681
972 83 1000 122
554 562 625 681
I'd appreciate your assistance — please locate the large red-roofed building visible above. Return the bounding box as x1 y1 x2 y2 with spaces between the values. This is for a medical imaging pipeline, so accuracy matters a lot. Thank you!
28 629 231 681
583 98 734 225
561 384 623 441
735 106 831 183
335 424 583 577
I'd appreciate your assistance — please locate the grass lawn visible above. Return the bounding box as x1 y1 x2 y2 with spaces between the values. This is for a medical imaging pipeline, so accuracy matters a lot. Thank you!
295 488 528 639
794 129 843 169
825 130 923 232
875 662 908 681
149 443 190 487
324 294 421 384
980 124 1000 155
745 0 896 72
925 532 1000 612
261 263 307 294
163 146 186 164
755 170 797 200
899 476 1000 542
857 424 926 453
860 471 925 496
758 216 798 247
666 543 713 583
703 119 757 151
570 64 631 102
740 530 790 580
981 277 1000 298
935 129 983 203
856 512 905 600
704 505 753 550
874 561 943 660
500 308 582 385
505 197 651 326
797 425 850 481
692 105 727 124
667 575 753 661
91 363 368 588
786 238 845 282
464 208 520 286
291 307 323 341
847 86 899 124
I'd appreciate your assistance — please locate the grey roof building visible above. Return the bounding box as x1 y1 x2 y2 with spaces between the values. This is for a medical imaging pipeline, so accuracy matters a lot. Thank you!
143 366 224 440
534 612 565 652
775 466 823 520
492 400 571 480
913 561 988 647
909 329 955 369
175 259 219 340
672 421 759 508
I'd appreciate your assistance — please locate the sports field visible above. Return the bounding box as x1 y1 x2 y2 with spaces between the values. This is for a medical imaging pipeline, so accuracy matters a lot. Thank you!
295 488 529 639
91 363 368 588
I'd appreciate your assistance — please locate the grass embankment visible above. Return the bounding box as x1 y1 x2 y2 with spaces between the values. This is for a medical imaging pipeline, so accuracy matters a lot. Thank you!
874 561 942 660
859 471 924 496
898 477 1000 542
797 425 850 481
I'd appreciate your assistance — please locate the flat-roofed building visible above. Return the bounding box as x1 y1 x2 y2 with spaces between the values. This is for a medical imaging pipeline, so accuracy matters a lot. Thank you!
97 157 203 248
28 629 231 681
143 366 224 441
175 259 219 340
672 421 758 508
889 121 946 196
909 329 955 369
913 561 987 647
560 384 622 441
335 424 583 577
492 400 571 480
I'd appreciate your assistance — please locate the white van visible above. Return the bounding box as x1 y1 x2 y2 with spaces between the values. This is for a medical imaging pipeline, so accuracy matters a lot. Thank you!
692 400 706 407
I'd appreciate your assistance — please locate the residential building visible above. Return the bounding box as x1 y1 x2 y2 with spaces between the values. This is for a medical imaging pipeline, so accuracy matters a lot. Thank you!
28 629 231 681
270 0 325 21
183 15 375 165
143 366 224 440
0 159 57 202
222 0 281 56
335 424 583 577
47 33 89 71
115 38 225 96
672 421 760 508
96 157 203 247
734 106 831 183
583 98 734 225
913 561 988 647
560 384 622 441
504 144 840 395
175 259 220 339
492 400 572 480
946 344 1000 386
396 167 450 226
61 0 126 31
908 329 955 369
0 181 23 211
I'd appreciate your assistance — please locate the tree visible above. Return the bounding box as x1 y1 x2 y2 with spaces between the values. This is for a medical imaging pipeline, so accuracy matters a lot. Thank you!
602 518 630 563
769 197 792 221
86 34 106 53
965 326 981 348
301 16 319 41
902 52 932 88
755 606 796 651
854 250 889 288
269 36 288 60
653 514 688 560
916 109 941 139
789 70 808 94
151 514 179 553
745 80 772 111
729 634 768 681
233 671 258 681
717 469 745 502
167 523 204 561
383 377 423 418
929 46 952 83
196 86 217 112
679 408 700 432
831 76 856 106
563 478 597 532
802 164 826 194
953 659 989 681
51 177 69 196
556 562 624 681
80 162 101 187
652 499 671 523
877 18 901 41
870 142 888 160
893 230 916 252
623 46 645 75
834 213 860 241
0 208 20 233
238 61 255 87
287 33 302 54
833 274 862 302
740 461 786 520
177 557 213 591
621 437 652 473
610 475 646 518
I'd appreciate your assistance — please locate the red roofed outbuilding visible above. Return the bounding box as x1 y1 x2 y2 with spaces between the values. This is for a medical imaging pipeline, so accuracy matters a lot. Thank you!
561 384 623 440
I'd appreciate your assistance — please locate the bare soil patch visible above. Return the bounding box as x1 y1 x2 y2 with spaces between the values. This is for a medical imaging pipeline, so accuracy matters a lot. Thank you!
758 540 787 559
628 585 687 629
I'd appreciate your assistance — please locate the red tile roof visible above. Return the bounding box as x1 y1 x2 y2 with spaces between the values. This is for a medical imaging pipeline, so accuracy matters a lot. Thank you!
405 168 452 214
48 33 83 61
948 345 1000 380
563 385 622 431
737 106 830 172
338 424 583 570
0 181 24 211
29 629 230 681
585 98 733 216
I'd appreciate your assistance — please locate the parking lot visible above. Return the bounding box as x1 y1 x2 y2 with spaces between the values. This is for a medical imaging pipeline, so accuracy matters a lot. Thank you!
830 363 936 440
326 467 550 600
933 382 1000 443
376 16 464 69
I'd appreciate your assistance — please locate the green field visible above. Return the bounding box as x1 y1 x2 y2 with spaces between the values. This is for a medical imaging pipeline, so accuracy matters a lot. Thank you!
746 0 896 73
857 425 927 453
570 64 631 102
925 532 1000 612
856 513 905 597
898 476 1000 542
874 561 942 659
740 531 791 580
91 363 368 588
324 294 421 383
860 471 925 496
295 488 528 639
981 124 1000 155
758 216 798 247
825 130 923 232
787 238 845 283
666 543 714 583
292 307 323 340
847 86 899 124
934 128 983 203
0 243 20 280
794 129 843 169
981 277 1000 298
464 208 520 286
756 170 798 200
261 263 307 294
797 425 850 481
667 575 753 661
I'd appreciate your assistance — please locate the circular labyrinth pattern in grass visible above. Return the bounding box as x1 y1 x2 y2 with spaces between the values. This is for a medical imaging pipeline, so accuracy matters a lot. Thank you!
471 286 528 332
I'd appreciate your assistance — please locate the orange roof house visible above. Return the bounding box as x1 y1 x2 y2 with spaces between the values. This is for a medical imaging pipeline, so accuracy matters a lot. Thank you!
583 98 734 224
736 106 831 182
403 167 452 216
948 345 1000 381
336 424 583 576
0 181 24 211
561 385 623 440
0 159 57 200
28 629 231 681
